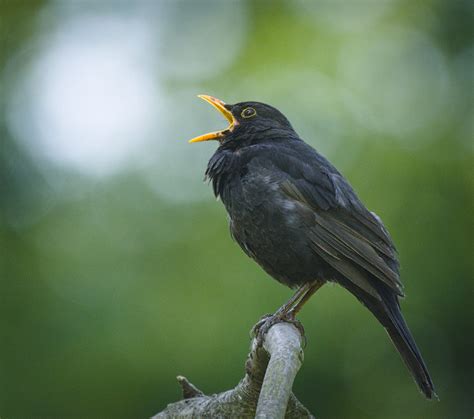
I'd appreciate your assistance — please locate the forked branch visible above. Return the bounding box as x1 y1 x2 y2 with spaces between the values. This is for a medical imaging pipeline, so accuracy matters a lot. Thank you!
153 321 314 418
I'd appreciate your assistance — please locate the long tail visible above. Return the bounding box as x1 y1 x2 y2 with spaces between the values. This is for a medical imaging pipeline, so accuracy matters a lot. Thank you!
341 278 437 399
377 287 436 399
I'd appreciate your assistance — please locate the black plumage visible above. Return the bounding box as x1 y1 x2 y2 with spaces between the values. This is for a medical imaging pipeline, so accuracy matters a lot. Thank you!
191 97 436 399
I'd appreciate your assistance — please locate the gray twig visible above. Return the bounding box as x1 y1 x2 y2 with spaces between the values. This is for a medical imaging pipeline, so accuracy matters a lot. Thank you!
256 323 304 418
152 319 314 418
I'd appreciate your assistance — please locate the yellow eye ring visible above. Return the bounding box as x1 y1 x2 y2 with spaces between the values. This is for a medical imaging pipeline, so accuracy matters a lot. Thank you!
241 107 256 118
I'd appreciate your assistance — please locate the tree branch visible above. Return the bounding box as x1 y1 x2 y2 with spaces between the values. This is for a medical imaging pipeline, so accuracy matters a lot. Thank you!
256 323 305 418
152 320 315 418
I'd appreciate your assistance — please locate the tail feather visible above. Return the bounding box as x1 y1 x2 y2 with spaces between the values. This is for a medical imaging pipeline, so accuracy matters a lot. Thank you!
377 286 437 399
339 276 437 399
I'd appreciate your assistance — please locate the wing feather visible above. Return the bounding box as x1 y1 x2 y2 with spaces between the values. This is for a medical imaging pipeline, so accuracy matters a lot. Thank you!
253 143 403 297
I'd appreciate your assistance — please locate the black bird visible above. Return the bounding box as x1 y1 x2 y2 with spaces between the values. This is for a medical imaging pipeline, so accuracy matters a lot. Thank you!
189 95 436 399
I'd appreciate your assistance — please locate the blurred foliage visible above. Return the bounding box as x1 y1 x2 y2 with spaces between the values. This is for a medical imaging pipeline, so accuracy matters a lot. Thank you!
1 0 473 418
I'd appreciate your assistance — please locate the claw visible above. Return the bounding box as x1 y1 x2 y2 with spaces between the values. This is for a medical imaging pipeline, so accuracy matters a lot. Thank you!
252 312 306 347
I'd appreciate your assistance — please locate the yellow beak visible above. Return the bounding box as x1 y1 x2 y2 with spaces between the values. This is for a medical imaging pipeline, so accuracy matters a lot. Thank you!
189 95 237 143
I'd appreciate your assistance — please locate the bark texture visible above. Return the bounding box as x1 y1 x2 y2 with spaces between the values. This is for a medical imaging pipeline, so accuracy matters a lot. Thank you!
153 321 315 418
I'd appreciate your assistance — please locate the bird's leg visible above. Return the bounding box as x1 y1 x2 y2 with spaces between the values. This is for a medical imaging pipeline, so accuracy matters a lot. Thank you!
273 282 314 317
252 282 316 345
287 281 324 318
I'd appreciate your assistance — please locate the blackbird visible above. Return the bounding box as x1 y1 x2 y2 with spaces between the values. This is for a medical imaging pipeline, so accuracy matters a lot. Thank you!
189 94 436 399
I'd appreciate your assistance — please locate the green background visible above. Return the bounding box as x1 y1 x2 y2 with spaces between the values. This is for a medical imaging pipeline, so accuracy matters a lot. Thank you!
1 1 472 418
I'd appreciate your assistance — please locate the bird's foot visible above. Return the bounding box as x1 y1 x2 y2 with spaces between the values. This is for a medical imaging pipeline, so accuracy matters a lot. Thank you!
251 311 306 347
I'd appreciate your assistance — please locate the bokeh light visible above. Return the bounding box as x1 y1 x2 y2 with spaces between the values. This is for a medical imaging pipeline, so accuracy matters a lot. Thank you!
7 9 160 177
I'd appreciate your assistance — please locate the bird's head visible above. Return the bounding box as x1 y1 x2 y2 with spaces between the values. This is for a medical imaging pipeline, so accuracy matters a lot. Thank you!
189 95 295 147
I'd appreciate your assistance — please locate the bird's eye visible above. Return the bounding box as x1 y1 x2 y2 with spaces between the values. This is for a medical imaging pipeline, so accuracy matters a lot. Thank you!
241 107 256 118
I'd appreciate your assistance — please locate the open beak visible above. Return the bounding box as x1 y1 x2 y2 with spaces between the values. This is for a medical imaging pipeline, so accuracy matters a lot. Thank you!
189 95 237 143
